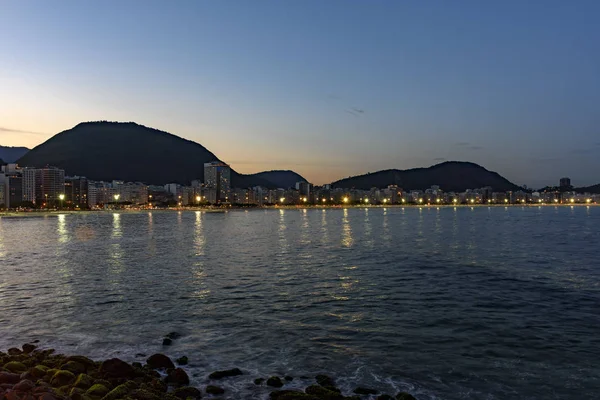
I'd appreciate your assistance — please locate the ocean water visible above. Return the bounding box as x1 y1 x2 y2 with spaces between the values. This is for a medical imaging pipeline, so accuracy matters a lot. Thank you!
0 206 599 399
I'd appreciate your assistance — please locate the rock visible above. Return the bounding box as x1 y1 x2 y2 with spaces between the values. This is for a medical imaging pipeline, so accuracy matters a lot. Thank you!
208 368 243 380
316 375 336 388
30 365 49 379
13 379 35 392
60 361 86 375
172 386 202 399
396 393 417 400
8 348 22 356
130 388 163 400
140 378 167 393
354 387 379 395
146 354 175 370
305 385 344 400
135 353 146 358
175 356 188 366
162 338 173 346
4 362 28 373
38 394 59 400
73 373 94 389
99 358 136 379
165 332 181 340
22 344 37 354
377 395 394 400
284 376 294 381
270 390 310 400
101 381 137 400
254 378 265 385
206 385 224 395
166 368 189 386
267 376 284 388
50 370 75 387
64 356 96 369
86 383 110 398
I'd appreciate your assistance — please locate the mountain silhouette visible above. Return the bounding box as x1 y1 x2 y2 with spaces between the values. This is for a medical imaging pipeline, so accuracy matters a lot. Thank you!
17 121 305 188
331 161 521 192
0 146 30 163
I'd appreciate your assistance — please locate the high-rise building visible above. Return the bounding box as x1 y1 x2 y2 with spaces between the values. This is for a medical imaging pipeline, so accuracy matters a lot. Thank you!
65 176 89 208
22 167 65 206
560 177 571 188
7 176 23 208
22 168 37 204
204 162 231 203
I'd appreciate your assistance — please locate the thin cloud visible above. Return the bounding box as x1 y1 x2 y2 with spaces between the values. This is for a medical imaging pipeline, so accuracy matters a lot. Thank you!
469 145 483 151
351 108 365 114
455 142 470 146
345 110 359 117
0 127 45 135
433 157 446 161
532 157 563 163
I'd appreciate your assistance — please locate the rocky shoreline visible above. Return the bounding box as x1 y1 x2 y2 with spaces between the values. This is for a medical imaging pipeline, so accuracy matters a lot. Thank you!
0 343 417 400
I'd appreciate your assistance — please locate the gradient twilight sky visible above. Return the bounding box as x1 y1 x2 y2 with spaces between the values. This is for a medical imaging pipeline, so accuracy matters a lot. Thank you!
1 1 599 187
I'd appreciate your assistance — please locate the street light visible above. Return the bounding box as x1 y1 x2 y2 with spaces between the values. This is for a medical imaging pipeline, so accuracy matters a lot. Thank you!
196 195 201 205
280 197 285 204
343 197 349 203
383 198 388 204
114 194 120 208
59 194 65 209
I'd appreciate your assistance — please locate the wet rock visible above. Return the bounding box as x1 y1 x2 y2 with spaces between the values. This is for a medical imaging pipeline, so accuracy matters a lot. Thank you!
354 387 379 395
64 356 95 370
4 362 27 373
267 376 284 388
284 376 294 381
162 338 173 346
377 395 394 400
73 373 94 389
135 353 147 358
166 368 189 386
8 348 22 356
131 388 163 400
165 332 182 340
175 356 188 366
50 370 75 387
254 378 265 385
0 373 20 385
30 365 49 380
206 385 225 395
315 375 336 388
270 390 312 400
37 394 59 400
102 381 138 400
22 344 37 354
305 385 344 400
396 393 416 400
208 368 243 380
99 358 136 379
86 383 110 398
172 386 202 399
60 361 86 375
13 379 35 392
132 362 143 370
140 378 167 394
146 354 175 370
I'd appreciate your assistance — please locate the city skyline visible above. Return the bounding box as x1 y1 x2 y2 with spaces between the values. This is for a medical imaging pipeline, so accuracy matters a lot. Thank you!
2 1 600 187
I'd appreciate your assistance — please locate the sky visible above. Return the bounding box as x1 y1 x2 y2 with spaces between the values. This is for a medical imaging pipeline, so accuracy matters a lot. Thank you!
1 1 599 187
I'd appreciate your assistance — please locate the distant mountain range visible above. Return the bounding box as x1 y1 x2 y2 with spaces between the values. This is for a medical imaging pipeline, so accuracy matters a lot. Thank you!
332 161 522 192
16 121 306 189
574 184 600 194
11 121 596 193
0 146 30 163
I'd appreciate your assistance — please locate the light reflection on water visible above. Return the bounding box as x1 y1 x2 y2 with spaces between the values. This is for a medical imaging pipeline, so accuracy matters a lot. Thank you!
0 207 599 400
